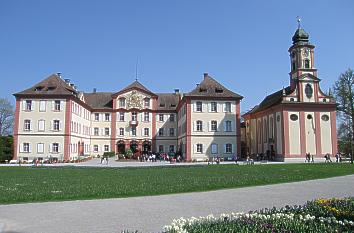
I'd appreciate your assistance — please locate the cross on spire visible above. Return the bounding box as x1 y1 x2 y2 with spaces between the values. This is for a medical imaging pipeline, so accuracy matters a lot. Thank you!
296 16 301 29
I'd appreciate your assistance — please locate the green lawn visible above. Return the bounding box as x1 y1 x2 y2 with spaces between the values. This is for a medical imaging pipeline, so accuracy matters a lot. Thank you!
0 163 353 204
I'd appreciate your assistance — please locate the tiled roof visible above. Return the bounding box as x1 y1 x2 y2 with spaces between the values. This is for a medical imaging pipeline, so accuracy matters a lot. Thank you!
246 86 292 114
83 92 113 109
14 74 77 96
113 80 156 97
185 74 243 99
156 93 180 110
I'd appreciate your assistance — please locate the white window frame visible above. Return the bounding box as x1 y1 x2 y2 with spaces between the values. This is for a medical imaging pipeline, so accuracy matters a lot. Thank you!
105 113 110 121
54 100 61 111
94 113 99 121
94 127 99 136
210 102 217 112
39 100 46 112
196 144 203 153
37 143 44 154
104 145 109 152
93 145 99 153
144 112 149 122
144 128 149 136
24 119 31 131
224 102 231 112
211 120 217 131
211 143 218 154
52 143 59 153
196 121 203 132
119 128 124 136
23 143 30 153
104 127 110 136
38 120 45 132
225 143 232 154
119 112 125 121
196 101 202 112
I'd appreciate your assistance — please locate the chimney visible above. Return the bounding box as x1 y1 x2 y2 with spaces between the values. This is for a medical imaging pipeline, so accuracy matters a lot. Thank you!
196 83 199 87
174 89 179 94
64 79 70 85
57 72 62 78
93 88 97 93
74 85 77 90
203 73 208 79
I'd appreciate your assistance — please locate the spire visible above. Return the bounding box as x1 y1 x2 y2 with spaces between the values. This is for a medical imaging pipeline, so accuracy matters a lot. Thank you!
292 17 309 45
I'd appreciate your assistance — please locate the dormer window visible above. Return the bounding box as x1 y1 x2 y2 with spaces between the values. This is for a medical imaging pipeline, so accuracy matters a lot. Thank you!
159 103 165 107
199 88 207 92
47 86 56 91
35 86 44 91
215 88 223 93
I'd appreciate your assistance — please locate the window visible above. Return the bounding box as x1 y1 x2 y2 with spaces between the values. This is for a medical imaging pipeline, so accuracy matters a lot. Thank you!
292 62 296 71
196 144 203 153
196 101 202 112
169 145 175 152
53 120 60 131
304 59 310 69
94 127 99 136
323 98 327 102
210 102 217 112
225 121 232 132
119 98 126 108
23 143 30 153
169 114 175 122
211 121 217 131
305 84 313 99
144 98 150 108
290 114 298 121
159 128 164 136
39 100 46 112
321 114 329 121
38 120 45 131
104 145 109 152
37 143 44 154
196 121 203 132
119 112 125 121
119 128 124 136
93 145 98 152
144 128 149 136
54 100 61 111
158 145 164 153
211 144 218 154
94 113 99 121
159 114 164 122
144 112 149 122
105 127 110 136
131 127 137 136
224 102 231 112
52 143 59 153
225 143 232 153
132 112 137 121
105 113 110 121
169 128 175 136
24 120 31 131
307 114 313 120
25 100 32 111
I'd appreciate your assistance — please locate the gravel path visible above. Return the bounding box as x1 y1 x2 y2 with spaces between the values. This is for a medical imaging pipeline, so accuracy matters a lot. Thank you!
0 175 354 233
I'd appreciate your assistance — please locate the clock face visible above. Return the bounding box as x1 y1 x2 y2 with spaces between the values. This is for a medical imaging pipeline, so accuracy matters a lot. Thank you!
302 48 310 57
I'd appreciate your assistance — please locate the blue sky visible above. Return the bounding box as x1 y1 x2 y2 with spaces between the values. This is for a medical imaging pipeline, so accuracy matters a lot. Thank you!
1 0 353 112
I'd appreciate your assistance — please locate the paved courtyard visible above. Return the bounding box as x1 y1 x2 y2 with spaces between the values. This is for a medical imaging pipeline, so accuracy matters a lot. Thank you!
0 174 353 233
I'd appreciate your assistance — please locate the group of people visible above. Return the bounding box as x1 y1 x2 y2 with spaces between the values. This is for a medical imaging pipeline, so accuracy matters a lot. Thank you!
139 152 183 163
305 153 315 163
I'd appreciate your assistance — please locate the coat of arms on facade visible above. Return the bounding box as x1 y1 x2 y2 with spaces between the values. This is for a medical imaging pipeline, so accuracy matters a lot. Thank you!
127 91 142 109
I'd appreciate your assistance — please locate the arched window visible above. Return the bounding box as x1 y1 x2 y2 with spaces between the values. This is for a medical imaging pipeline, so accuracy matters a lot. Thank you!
304 59 310 69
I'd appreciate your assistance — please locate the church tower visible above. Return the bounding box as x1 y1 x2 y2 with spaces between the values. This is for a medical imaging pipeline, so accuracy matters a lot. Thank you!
288 19 321 103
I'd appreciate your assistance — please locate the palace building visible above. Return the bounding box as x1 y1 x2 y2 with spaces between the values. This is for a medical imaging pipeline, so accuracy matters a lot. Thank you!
13 73 243 162
243 24 337 161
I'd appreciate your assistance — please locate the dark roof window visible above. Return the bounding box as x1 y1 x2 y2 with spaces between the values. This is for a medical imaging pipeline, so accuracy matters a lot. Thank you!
34 86 44 91
199 88 207 92
159 103 165 107
215 88 223 93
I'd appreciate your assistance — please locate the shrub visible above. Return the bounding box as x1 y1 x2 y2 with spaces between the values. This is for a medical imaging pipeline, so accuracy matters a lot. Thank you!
103 151 115 158
125 149 133 159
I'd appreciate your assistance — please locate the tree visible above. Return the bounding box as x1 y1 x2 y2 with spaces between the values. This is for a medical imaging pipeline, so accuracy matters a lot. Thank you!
0 135 13 163
333 68 354 164
0 98 14 136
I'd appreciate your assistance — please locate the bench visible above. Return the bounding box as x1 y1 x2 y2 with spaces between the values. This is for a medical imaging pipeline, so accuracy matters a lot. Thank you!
9 160 18 164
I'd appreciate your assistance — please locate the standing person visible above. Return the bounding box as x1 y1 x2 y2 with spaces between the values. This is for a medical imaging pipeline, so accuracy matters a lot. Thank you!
311 153 314 163
335 153 339 163
106 156 109 165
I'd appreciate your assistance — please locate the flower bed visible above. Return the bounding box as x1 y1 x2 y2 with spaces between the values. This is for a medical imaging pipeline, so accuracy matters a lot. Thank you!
163 197 354 233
